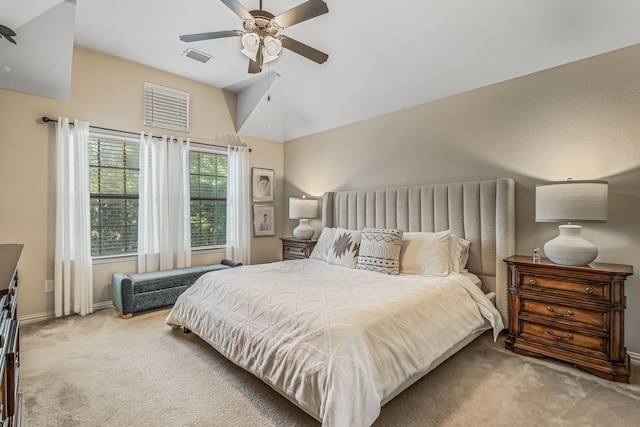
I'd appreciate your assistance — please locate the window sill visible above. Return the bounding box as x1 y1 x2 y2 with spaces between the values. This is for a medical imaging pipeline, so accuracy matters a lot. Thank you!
92 246 226 264
92 254 137 264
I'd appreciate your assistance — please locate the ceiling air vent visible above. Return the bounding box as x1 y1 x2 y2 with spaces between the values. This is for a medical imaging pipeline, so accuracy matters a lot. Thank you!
183 48 213 64
144 82 189 132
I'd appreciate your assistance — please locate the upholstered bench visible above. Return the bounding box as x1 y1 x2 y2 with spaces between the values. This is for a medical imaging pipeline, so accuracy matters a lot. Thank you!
111 259 241 318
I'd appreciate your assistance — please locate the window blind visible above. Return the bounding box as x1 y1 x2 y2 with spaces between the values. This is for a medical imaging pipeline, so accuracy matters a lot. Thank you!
189 150 228 247
89 135 140 256
143 82 190 132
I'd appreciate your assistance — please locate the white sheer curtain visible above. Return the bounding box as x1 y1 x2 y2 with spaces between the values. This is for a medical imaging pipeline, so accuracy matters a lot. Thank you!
138 133 191 273
138 133 170 272
226 145 251 265
54 117 93 317
167 137 191 268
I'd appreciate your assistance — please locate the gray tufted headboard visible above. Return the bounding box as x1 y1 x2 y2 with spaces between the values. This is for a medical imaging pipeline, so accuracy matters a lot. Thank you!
321 178 515 321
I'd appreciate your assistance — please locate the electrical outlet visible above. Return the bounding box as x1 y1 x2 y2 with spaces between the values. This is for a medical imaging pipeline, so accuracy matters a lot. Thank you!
45 280 54 293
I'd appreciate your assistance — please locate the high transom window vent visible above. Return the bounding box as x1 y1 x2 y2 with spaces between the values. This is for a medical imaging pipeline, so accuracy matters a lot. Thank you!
144 82 190 132
183 48 213 64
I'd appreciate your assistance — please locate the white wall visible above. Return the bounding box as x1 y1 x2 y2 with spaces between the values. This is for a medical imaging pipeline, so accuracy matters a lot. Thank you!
283 44 640 353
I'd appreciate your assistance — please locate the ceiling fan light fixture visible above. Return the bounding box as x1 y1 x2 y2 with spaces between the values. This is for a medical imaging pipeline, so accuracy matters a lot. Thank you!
262 50 279 64
241 32 260 52
263 36 282 57
241 48 258 61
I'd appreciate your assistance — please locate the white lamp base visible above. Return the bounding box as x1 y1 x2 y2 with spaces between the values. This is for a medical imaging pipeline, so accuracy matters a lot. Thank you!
293 219 314 239
543 224 598 266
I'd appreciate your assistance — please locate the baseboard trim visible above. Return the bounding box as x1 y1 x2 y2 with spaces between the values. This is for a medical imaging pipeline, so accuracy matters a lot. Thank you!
14 309 640 367
18 301 114 325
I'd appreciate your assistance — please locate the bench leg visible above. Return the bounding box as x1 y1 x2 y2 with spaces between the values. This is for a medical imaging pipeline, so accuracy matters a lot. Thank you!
122 313 133 319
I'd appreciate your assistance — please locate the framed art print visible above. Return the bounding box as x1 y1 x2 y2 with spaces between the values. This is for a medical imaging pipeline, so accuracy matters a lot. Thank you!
253 205 275 237
252 167 274 202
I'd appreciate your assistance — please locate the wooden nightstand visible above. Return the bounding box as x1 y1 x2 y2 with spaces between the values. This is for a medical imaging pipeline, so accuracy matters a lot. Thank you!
504 255 633 383
280 237 317 261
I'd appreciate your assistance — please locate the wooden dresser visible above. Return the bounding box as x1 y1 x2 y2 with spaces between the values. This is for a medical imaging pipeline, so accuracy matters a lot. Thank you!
0 244 22 427
280 237 317 261
504 255 633 383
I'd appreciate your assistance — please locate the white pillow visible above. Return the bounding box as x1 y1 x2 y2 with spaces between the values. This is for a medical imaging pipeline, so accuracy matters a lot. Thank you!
400 230 451 276
356 228 403 275
449 234 471 273
309 227 336 261
326 227 362 268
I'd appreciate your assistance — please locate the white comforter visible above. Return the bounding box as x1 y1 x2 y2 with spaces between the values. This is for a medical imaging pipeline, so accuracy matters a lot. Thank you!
166 259 504 426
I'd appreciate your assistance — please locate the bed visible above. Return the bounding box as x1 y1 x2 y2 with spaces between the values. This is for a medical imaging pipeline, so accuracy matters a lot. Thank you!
166 178 515 426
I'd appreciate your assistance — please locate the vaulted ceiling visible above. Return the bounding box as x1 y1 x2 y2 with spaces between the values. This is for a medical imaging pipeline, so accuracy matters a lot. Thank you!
2 0 640 142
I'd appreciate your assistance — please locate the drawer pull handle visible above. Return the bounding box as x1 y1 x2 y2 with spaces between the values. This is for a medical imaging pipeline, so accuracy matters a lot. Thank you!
585 286 594 294
547 329 573 341
529 278 537 285
547 306 573 317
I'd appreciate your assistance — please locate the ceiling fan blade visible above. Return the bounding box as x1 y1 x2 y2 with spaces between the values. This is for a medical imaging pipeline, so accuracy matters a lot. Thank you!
220 0 254 21
0 24 17 44
180 30 243 42
248 46 263 74
272 0 328 29
280 36 328 64
0 24 16 37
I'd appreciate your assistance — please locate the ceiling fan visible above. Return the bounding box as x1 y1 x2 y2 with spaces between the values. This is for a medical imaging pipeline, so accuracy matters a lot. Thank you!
179 0 329 74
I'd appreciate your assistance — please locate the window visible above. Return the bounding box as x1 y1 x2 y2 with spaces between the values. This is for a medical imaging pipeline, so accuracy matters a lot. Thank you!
88 135 140 256
190 150 227 247
88 135 227 256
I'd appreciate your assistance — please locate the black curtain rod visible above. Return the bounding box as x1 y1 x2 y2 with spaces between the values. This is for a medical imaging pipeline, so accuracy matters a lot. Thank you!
40 116 251 152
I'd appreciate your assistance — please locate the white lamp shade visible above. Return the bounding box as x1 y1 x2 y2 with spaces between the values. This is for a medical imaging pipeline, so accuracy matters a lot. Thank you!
535 180 608 266
289 197 318 239
536 180 608 222
289 197 318 219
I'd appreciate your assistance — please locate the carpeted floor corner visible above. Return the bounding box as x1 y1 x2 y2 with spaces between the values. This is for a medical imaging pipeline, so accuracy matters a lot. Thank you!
19 308 640 426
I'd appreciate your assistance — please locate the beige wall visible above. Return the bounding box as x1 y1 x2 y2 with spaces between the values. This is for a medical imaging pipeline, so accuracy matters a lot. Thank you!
283 44 640 354
0 46 284 320
2 42 639 356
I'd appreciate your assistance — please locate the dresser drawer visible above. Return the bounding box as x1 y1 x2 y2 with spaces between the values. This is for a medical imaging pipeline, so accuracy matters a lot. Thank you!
521 274 607 301
521 322 607 357
521 299 607 330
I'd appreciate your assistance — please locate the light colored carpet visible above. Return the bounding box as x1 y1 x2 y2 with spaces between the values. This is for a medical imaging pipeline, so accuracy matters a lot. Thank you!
20 308 640 426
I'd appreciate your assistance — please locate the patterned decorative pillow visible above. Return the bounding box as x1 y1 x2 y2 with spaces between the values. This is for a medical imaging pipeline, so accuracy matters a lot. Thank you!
309 227 336 261
326 227 362 268
356 228 404 274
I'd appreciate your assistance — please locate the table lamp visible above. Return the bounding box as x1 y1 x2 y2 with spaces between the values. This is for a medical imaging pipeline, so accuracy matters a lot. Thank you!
289 197 318 239
535 179 608 266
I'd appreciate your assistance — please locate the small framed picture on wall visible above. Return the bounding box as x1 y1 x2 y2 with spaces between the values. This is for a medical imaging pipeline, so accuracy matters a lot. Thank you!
253 205 275 237
252 167 274 202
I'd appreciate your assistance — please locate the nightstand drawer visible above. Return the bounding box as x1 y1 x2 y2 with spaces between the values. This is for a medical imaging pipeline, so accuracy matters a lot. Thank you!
521 299 607 329
280 237 317 261
521 322 607 357
522 274 607 301
284 245 306 257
